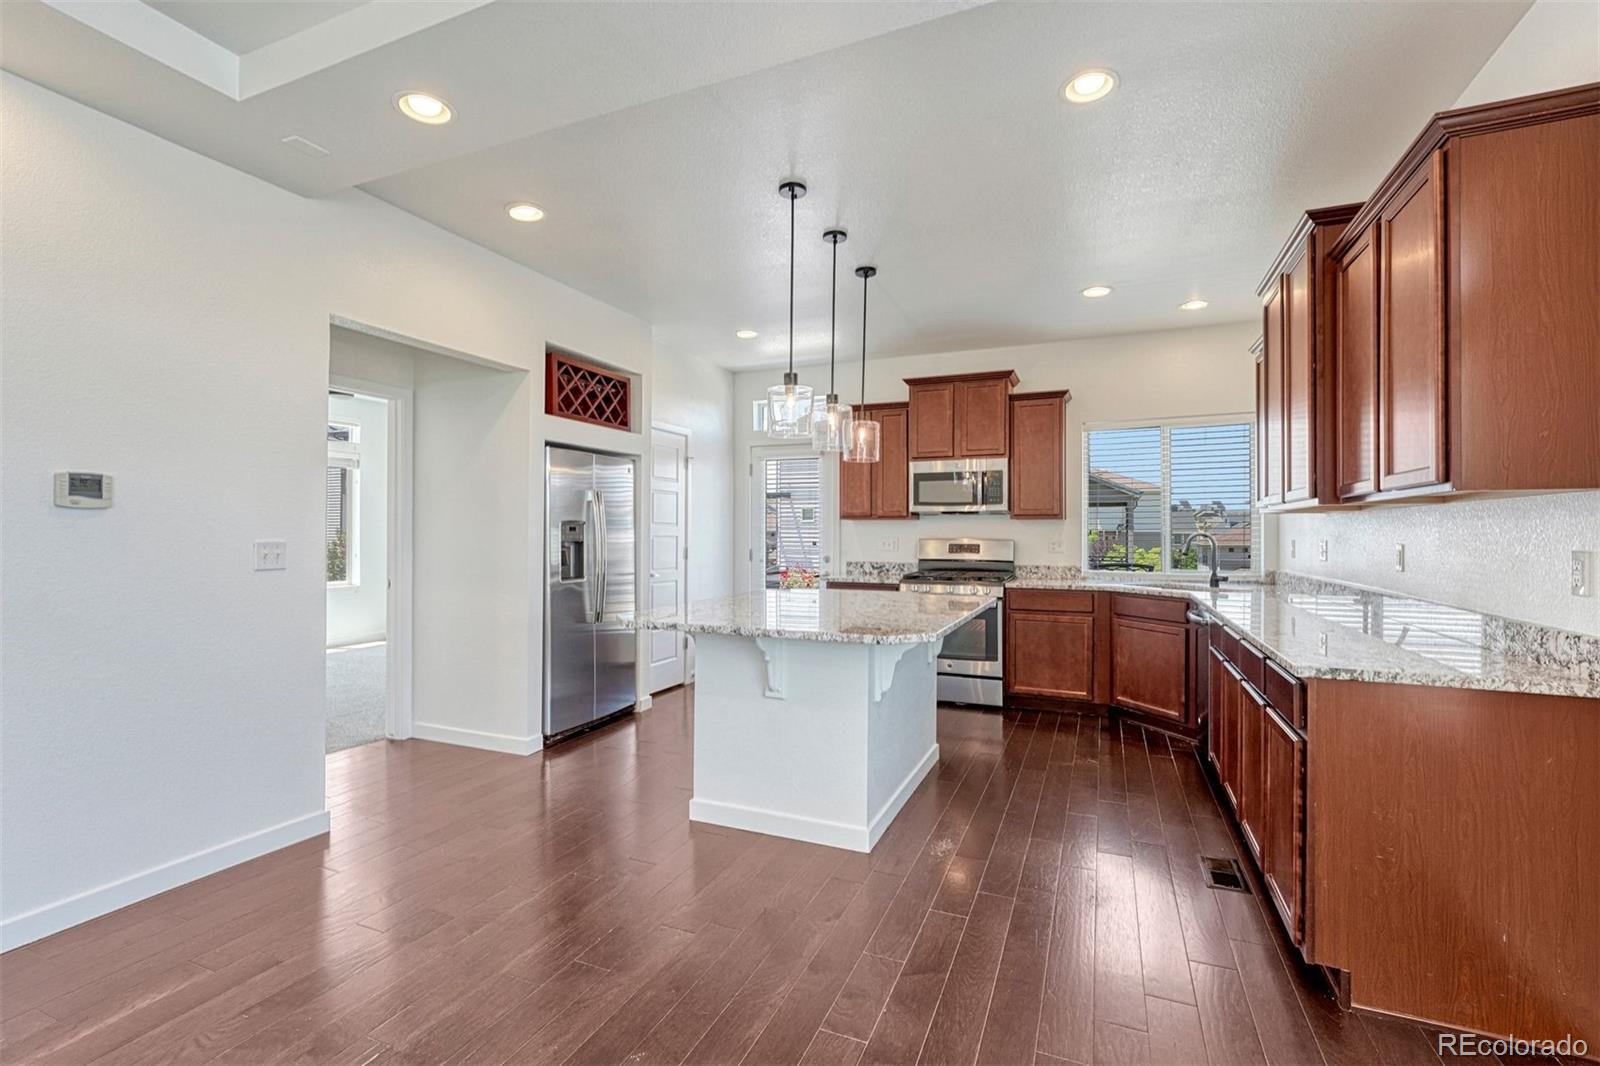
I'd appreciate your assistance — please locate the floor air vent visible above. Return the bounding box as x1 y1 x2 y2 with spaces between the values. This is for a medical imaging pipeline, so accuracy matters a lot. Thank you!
1201 856 1250 893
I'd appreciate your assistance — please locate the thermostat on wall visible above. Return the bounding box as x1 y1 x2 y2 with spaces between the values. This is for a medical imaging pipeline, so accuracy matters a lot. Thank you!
54 471 113 508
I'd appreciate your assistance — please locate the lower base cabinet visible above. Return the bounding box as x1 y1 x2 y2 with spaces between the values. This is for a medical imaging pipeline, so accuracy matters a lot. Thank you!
1110 616 1188 722
1007 610 1094 701
1260 701 1306 943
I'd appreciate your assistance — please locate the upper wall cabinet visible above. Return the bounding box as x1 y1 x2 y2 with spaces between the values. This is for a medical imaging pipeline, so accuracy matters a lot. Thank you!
905 371 1018 459
1009 390 1071 518
1254 204 1361 510
839 403 912 520
1257 83 1600 510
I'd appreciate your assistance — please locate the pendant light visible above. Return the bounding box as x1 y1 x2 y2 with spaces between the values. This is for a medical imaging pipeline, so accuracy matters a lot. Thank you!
811 228 854 452
843 265 881 464
766 181 815 438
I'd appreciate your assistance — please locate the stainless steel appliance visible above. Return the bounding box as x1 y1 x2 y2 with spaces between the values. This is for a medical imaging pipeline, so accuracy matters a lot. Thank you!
909 457 1009 514
544 445 637 741
899 537 1015 706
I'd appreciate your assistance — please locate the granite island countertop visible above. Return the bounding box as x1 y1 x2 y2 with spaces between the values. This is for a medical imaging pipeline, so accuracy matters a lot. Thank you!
630 588 994 646
1005 574 1598 699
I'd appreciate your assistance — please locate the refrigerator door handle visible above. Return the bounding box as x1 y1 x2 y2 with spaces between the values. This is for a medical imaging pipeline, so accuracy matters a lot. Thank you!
593 489 608 623
582 491 599 623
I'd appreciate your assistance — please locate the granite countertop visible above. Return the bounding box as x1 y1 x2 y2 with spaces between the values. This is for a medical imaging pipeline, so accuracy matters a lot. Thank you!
1006 575 1598 699
630 588 995 646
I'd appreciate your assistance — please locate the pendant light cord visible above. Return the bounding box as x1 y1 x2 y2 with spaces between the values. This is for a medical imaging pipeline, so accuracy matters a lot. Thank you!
829 240 837 394
787 192 795 377
859 270 869 402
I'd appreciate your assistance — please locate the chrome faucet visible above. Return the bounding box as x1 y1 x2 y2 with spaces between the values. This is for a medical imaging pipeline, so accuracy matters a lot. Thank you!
1182 507 1228 588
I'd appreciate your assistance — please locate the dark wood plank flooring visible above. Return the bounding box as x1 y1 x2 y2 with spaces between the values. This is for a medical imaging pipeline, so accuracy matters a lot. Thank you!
0 688 1551 1065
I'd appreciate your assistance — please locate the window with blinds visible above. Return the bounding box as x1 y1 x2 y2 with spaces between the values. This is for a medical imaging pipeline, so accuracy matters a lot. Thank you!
761 456 823 586
1085 419 1256 574
325 466 352 584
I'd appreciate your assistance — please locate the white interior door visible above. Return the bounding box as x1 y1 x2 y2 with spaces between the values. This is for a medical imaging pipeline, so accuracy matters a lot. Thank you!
646 426 689 692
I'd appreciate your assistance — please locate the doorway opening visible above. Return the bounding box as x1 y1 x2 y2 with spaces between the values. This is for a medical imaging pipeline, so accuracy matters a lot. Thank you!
750 445 833 590
325 380 411 752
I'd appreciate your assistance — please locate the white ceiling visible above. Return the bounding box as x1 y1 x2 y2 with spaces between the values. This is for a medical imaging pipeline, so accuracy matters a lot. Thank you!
2 1 1529 369
146 1 367 54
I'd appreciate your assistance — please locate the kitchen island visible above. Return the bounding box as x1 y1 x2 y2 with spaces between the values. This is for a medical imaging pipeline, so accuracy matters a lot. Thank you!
630 588 992 850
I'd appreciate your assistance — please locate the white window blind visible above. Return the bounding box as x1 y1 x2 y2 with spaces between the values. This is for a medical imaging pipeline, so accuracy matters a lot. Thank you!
762 456 823 585
1085 419 1257 573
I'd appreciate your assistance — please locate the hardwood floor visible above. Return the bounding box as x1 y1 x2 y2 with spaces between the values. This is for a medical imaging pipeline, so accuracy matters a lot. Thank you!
0 688 1554 1065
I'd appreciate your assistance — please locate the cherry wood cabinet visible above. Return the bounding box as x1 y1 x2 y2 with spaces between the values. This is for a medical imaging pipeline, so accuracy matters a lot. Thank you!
1008 390 1070 518
904 371 1018 460
1261 84 1600 510
1110 616 1188 723
1334 223 1379 498
1207 618 1307 953
1255 204 1359 509
838 403 911 519
1377 154 1447 493
1007 610 1094 702
907 382 955 459
1260 700 1306 944
1260 283 1285 507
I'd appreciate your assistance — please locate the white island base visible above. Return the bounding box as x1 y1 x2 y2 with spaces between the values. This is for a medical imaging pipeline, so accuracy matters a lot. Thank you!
688 631 941 852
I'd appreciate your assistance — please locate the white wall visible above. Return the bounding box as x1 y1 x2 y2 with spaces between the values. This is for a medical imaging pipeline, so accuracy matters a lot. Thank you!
1276 0 1600 635
326 392 389 648
732 323 1260 578
652 346 737 605
1453 0 1600 108
0 72 655 948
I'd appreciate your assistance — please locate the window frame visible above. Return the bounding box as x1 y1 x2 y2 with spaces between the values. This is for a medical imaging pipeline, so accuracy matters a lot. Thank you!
1081 412 1259 577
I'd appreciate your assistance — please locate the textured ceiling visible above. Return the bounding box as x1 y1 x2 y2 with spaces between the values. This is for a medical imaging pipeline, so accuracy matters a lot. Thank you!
3 0 1528 368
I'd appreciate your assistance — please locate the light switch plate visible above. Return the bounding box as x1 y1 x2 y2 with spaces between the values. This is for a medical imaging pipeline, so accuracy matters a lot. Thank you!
1317 540 1329 563
879 536 899 553
254 540 287 571
1574 550 1593 597
1395 543 1406 572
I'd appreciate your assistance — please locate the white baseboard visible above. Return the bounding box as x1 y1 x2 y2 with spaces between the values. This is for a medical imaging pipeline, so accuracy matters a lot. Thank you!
690 797 872 851
0 809 330 952
411 721 542 756
636 694 653 711
689 744 939 853
868 743 940 848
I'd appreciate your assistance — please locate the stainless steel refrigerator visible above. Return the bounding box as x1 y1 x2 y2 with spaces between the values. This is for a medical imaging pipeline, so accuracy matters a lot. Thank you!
544 445 637 741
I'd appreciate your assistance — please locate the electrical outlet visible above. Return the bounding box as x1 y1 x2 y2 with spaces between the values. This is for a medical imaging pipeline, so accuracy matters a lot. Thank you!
1317 539 1329 563
1318 633 1329 655
254 540 286 571
1290 539 1297 560
1574 550 1593 597
1395 543 1406 572
1047 538 1064 554
879 536 899 553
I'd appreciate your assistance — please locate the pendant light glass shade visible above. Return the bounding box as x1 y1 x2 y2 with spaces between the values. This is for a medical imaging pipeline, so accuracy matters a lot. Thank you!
843 414 881 463
813 227 851 453
812 394 853 451
766 372 814 439
843 264 880 464
767 181 813 439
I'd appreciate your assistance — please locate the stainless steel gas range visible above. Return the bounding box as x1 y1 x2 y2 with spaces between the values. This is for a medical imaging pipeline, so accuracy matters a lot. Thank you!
899 537 1014 707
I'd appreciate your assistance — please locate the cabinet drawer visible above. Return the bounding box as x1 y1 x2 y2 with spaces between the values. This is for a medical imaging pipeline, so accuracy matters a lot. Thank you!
1263 658 1306 731
1111 593 1192 624
1008 588 1095 614
1236 640 1266 690
1214 624 1241 664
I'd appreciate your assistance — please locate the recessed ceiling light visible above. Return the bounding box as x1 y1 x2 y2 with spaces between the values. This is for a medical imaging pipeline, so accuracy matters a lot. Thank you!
1179 299 1209 311
395 92 452 124
1062 69 1117 103
735 329 759 340
506 202 545 223
1080 285 1113 299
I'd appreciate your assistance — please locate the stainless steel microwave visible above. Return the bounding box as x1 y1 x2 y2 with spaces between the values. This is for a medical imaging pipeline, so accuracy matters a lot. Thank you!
909 457 1009 514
